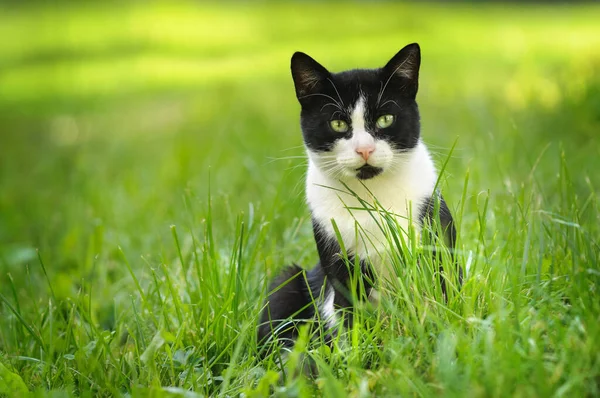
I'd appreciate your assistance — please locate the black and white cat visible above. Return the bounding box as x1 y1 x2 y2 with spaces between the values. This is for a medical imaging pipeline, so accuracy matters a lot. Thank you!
258 43 459 352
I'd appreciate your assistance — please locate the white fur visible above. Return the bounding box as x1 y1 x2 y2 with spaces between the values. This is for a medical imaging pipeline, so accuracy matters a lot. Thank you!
319 287 337 328
306 97 438 282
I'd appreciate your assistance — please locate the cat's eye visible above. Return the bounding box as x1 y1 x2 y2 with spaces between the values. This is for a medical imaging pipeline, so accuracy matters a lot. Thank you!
330 120 349 133
376 114 395 129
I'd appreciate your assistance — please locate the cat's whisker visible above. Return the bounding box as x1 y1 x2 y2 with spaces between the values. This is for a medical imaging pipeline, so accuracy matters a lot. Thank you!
287 163 310 174
426 149 461 160
327 78 345 108
321 103 342 113
380 99 401 110
425 143 464 152
323 163 345 179
298 93 343 110
386 159 410 174
377 55 411 106
267 156 308 162
322 165 347 177
314 154 339 160
318 159 341 166
331 110 345 119
280 145 307 152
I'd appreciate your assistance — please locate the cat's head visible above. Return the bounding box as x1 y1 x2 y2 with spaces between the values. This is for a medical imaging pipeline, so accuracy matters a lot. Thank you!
291 43 421 180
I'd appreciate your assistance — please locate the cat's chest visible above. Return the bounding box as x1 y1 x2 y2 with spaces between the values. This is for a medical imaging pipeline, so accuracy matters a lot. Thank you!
310 181 416 257
306 168 431 263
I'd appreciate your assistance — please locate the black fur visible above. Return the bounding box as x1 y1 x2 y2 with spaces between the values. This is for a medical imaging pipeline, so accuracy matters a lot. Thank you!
356 164 383 180
419 194 462 297
257 265 321 351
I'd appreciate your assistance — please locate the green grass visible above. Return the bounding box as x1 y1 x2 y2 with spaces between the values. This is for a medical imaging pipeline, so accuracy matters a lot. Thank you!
1 1 600 396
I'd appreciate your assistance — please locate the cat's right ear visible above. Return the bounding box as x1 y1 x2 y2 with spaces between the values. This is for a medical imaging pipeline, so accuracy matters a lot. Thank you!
291 52 330 100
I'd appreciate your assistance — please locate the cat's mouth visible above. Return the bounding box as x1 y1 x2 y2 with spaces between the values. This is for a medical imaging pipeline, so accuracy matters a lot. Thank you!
356 164 383 180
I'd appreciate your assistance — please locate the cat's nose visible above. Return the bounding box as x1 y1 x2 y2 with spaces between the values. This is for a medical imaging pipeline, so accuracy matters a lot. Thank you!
356 146 375 161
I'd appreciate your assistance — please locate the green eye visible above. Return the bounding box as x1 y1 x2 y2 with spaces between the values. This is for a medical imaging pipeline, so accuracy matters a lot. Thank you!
376 114 395 129
330 120 349 133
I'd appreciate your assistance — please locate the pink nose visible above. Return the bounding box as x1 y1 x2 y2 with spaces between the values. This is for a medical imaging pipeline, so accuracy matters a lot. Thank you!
356 147 374 161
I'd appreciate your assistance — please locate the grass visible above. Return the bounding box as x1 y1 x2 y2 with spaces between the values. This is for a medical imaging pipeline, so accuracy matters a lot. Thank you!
1 1 599 396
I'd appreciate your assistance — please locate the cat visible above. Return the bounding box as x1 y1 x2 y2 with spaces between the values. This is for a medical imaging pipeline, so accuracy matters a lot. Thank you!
258 43 460 355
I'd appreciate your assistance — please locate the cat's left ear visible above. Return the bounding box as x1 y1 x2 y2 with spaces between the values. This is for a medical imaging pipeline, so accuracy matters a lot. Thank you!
383 43 421 97
291 52 330 100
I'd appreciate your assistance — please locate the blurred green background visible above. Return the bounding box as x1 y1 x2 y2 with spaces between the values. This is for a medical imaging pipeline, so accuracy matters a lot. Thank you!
2 1 598 283
0 1 599 395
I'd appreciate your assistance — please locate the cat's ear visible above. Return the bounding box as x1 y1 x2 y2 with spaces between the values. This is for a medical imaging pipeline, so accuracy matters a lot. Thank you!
383 43 421 97
291 52 330 99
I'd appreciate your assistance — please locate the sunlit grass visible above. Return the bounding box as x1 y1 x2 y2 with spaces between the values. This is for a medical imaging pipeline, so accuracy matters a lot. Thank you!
0 1 599 397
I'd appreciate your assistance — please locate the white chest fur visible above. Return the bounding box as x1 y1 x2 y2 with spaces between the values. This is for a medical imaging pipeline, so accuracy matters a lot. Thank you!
306 141 438 280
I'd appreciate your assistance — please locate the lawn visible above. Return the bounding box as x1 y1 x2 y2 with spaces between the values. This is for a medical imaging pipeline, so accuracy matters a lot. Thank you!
1 2 599 397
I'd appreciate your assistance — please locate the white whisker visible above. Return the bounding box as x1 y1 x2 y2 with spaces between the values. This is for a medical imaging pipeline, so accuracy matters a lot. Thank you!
380 99 401 110
321 103 341 112
327 78 345 108
377 56 412 106
280 145 306 152
298 93 342 110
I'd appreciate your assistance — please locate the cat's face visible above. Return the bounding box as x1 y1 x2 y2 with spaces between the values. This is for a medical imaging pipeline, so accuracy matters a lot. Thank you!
291 43 421 180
